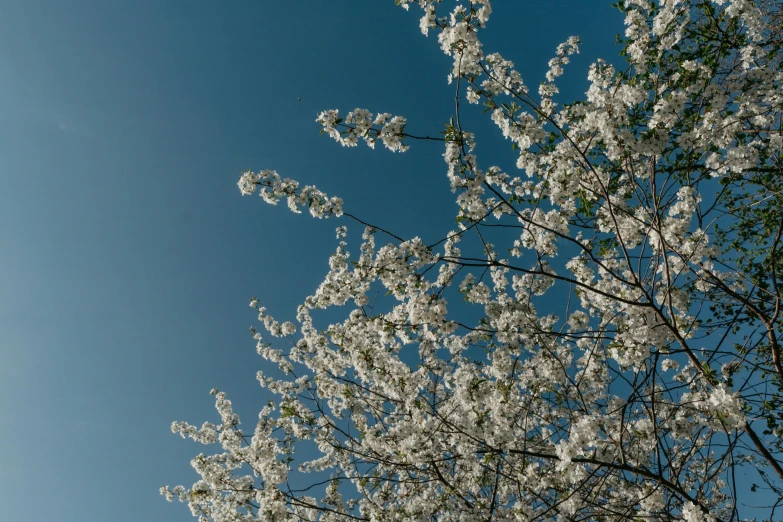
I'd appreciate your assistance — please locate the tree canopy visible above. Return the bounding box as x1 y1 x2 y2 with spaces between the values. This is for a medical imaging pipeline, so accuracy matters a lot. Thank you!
164 1 783 520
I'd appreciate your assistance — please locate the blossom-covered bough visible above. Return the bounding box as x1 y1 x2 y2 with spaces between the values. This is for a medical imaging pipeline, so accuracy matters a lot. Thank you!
163 1 783 520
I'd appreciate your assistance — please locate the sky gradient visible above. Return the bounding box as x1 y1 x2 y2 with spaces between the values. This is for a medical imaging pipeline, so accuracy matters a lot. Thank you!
1 2 629 521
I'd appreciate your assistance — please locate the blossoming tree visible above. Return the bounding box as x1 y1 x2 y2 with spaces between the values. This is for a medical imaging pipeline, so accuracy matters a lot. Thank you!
163 0 783 520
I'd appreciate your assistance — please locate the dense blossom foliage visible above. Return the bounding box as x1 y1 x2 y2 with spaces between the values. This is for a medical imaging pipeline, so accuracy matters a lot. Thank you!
164 1 783 520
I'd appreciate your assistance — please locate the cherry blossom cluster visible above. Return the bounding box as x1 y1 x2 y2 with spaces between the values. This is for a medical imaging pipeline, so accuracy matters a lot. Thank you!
316 109 410 152
237 169 343 218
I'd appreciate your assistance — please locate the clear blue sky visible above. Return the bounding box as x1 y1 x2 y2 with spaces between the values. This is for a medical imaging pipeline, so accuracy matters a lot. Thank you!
0 2 629 521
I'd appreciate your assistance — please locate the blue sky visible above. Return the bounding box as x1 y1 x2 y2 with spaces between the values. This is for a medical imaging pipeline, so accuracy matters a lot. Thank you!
0 2 634 521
